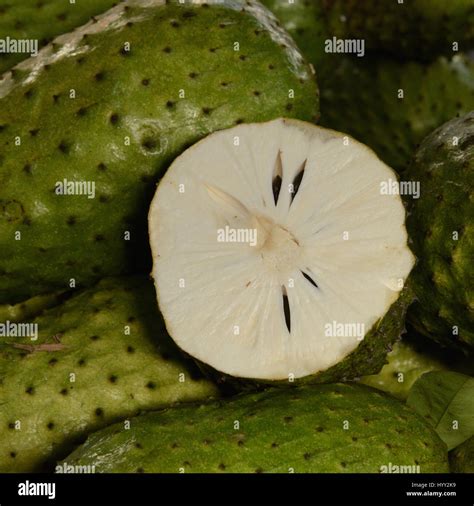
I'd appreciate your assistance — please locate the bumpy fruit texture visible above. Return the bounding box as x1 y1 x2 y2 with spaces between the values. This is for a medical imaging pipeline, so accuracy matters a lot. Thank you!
0 0 118 74
324 0 474 61
0 277 219 472
360 334 474 400
319 55 474 174
406 113 474 352
450 437 474 473
0 290 67 322
260 0 329 68
62 383 449 473
0 0 318 304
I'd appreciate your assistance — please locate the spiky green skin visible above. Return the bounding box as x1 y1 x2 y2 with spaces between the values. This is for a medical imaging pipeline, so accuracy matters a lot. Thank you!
450 437 474 473
260 0 329 68
319 55 474 174
0 277 219 472
0 0 318 304
0 0 119 74
324 0 474 62
62 383 449 473
360 334 474 400
204 287 413 389
0 289 68 322
406 113 474 352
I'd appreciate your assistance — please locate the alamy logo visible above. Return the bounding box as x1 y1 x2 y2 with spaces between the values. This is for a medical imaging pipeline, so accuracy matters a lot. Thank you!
55 179 96 199
380 178 420 199
0 321 38 341
325 37 365 57
380 462 421 473
55 462 96 473
324 321 365 340
0 37 38 56
217 225 257 246
18 481 55 500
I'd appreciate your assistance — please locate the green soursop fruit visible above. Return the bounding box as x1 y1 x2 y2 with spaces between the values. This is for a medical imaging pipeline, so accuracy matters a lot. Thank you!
450 437 474 473
323 0 474 62
0 0 118 74
0 277 219 472
319 54 474 174
360 334 474 400
0 0 318 304
148 119 414 383
61 383 449 473
406 112 474 352
260 0 329 68
0 290 68 323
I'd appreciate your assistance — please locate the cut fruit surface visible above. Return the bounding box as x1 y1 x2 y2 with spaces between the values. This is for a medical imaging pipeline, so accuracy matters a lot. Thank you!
149 119 415 381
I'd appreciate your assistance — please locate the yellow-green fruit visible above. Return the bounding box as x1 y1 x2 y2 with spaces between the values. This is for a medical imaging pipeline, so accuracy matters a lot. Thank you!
61 384 449 473
0 277 219 472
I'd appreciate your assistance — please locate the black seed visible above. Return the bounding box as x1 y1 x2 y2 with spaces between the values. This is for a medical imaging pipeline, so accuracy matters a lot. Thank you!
291 160 306 203
282 286 291 333
301 271 318 288
272 151 283 205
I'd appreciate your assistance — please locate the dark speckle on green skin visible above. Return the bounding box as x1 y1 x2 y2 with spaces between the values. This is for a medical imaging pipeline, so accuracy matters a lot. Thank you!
0 0 318 303
0 276 219 473
61 383 449 473
406 112 474 352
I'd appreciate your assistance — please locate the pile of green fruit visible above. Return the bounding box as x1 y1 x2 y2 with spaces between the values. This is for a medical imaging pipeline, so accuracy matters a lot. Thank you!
0 0 472 474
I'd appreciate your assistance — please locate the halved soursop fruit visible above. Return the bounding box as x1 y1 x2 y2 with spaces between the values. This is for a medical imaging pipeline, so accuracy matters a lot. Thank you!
406 112 474 352
0 0 318 304
0 0 118 74
61 383 449 473
0 276 219 472
149 119 415 382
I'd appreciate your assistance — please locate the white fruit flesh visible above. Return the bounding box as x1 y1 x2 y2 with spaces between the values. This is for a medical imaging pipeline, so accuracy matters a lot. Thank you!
149 119 414 380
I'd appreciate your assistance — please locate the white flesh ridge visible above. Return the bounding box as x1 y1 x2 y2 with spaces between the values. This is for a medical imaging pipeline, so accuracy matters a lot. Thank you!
149 119 415 380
